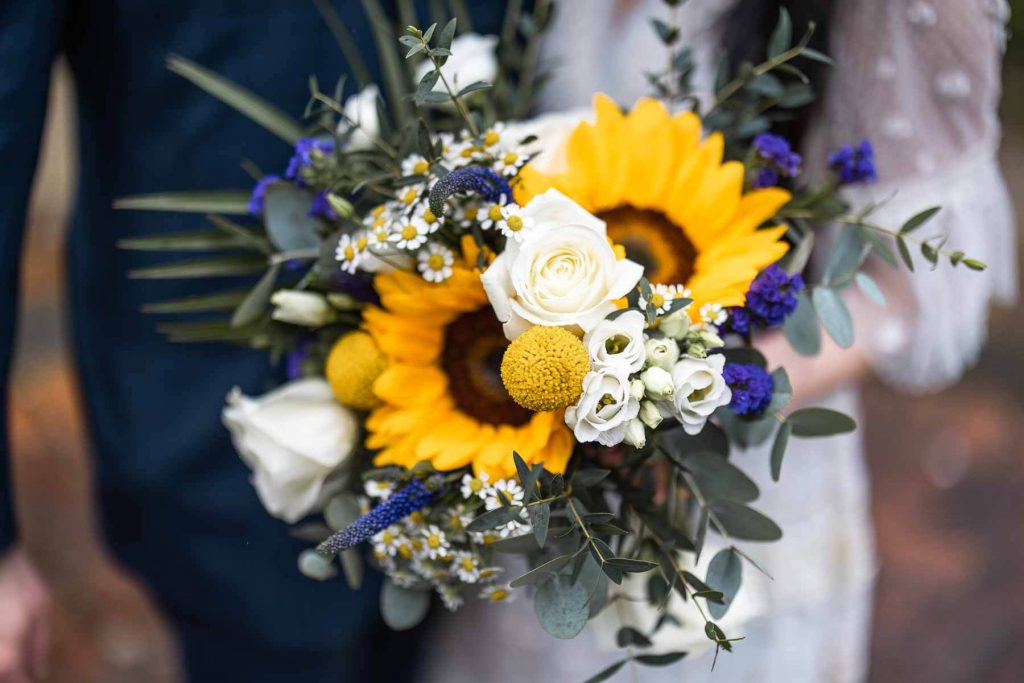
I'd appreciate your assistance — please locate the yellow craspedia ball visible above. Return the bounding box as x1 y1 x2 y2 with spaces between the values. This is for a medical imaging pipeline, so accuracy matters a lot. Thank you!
326 331 388 410
500 326 590 412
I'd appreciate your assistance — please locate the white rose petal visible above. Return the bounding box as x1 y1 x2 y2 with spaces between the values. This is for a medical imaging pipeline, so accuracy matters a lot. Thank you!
565 366 640 447
223 379 359 523
663 354 732 435
481 189 644 340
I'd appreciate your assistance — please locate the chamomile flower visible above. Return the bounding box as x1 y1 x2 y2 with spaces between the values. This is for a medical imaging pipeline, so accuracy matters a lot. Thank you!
484 479 525 510
371 525 406 557
401 154 432 177
396 185 423 210
460 472 491 500
639 284 690 316
478 565 504 582
455 202 483 229
480 123 505 149
363 203 392 231
371 548 396 573
479 196 510 230
417 244 455 283
389 216 430 249
416 204 442 233
364 480 395 500
469 529 503 546
421 525 451 560
700 302 728 326
335 231 367 274
493 146 527 177
450 551 483 583
479 584 515 604
495 203 534 242
437 583 464 611
445 504 475 534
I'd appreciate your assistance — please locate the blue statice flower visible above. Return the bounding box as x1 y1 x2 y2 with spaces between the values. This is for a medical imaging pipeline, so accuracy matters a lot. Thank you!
828 139 877 185
248 174 281 215
724 363 774 416
428 165 513 218
286 137 336 182
318 479 434 555
308 189 338 220
722 264 804 334
751 133 801 188
724 306 753 336
284 340 310 381
752 167 780 190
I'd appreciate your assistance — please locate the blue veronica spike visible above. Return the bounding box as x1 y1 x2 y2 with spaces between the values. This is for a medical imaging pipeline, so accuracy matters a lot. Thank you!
428 165 512 218
317 479 434 555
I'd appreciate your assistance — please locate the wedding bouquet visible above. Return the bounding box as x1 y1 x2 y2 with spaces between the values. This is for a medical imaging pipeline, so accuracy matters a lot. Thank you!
117 1 985 675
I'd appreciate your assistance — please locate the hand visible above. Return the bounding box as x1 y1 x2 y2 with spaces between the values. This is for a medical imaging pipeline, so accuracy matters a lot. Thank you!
0 548 52 682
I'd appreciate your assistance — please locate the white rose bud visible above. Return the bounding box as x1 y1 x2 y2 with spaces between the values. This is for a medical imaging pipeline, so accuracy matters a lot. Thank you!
630 379 646 401
644 336 680 371
665 354 733 435
223 379 359 523
641 366 674 400
659 308 692 339
639 400 663 429
271 290 336 327
623 418 647 449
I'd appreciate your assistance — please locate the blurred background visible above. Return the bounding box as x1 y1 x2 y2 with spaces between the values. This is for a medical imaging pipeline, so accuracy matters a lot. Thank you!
9 6 1024 683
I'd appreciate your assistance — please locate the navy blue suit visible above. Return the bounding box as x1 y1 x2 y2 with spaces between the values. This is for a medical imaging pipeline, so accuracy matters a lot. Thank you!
0 1 509 680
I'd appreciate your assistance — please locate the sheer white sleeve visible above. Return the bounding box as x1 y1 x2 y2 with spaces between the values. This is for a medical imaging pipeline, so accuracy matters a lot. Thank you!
804 0 1016 392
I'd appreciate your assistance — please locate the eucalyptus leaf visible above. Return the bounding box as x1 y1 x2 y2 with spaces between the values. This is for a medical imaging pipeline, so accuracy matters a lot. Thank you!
264 184 323 251
783 290 820 356
339 549 363 590
380 579 431 630
812 287 854 349
767 7 792 58
604 558 658 573
787 407 857 437
534 574 590 639
583 660 627 683
323 492 361 532
128 254 266 280
617 626 653 648
466 505 522 532
141 289 249 314
635 652 688 666
770 421 792 482
114 191 251 215
681 452 759 503
709 500 782 541
706 549 742 619
528 502 550 548
855 272 887 307
298 549 337 581
897 236 915 271
457 81 493 97
900 206 941 235
510 554 572 588
231 264 280 328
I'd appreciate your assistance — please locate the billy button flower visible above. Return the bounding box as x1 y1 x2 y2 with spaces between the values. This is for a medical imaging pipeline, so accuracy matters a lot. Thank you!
500 326 590 412
325 330 388 410
317 477 438 555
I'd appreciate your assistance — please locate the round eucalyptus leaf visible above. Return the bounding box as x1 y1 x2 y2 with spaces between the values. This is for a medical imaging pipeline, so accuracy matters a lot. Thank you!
811 287 854 349
534 575 590 639
324 493 361 532
709 500 782 542
682 452 759 503
380 579 431 631
263 184 322 251
783 290 821 356
297 549 337 581
705 549 742 620
787 407 857 437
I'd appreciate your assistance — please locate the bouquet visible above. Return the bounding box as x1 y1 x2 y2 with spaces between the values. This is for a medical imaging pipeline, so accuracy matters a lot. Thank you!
117 1 986 675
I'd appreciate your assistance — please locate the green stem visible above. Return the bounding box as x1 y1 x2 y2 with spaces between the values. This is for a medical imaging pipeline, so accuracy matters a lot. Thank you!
425 43 480 137
710 42 809 114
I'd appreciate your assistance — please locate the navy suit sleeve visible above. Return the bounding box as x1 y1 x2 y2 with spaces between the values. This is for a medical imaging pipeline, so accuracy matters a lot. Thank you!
0 1 67 553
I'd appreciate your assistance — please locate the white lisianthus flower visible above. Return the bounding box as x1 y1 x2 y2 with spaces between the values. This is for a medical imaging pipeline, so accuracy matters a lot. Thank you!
644 336 680 371
415 33 499 93
481 189 644 340
640 366 674 400
223 379 359 523
341 84 381 150
623 418 647 449
584 310 647 372
663 354 732 435
565 366 641 446
270 290 337 327
660 308 693 339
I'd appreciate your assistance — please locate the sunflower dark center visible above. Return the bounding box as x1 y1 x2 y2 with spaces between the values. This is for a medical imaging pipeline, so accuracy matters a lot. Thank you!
598 206 697 285
441 307 532 426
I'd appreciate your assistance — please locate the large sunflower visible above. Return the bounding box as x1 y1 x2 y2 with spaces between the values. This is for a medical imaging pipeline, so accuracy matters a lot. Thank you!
363 246 573 480
518 94 791 314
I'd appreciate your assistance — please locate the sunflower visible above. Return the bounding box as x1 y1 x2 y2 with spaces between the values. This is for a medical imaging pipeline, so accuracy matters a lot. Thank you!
518 94 791 315
363 242 573 480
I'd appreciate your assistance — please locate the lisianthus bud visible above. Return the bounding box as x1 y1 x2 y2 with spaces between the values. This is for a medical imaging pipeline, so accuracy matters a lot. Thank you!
326 193 355 219
644 337 680 371
639 400 663 429
624 418 647 449
630 379 646 401
271 290 337 327
640 366 674 400
660 308 692 339
326 292 362 311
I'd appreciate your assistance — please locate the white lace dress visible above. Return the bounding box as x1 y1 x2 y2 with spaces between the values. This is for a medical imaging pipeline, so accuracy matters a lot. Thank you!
420 1 1016 680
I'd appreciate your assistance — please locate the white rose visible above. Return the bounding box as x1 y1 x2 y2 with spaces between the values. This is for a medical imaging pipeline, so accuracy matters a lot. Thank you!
565 367 640 447
623 419 647 449
271 290 336 327
660 308 692 340
640 366 674 400
644 336 680 371
223 379 359 523
584 310 646 372
481 189 644 340
415 33 499 93
663 354 732 435
341 84 381 151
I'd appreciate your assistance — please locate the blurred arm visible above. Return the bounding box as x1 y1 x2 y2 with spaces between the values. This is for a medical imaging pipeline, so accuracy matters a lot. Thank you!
0 1 67 554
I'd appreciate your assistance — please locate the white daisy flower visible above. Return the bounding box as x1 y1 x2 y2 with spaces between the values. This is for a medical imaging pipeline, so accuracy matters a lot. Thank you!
363 480 395 500
445 504 475 535
450 551 483 583
479 583 515 604
445 140 478 168
421 525 451 560
495 202 534 242
371 548 396 573
455 202 483 229
389 216 431 249
479 195 510 230
460 472 491 500
371 525 406 557
480 123 505 149
401 154 432 177
335 231 368 274
493 146 527 177
469 529 502 546
417 244 455 283
639 284 690 316
437 584 464 611
484 479 525 510
414 203 443 233
699 302 727 326
395 185 423 210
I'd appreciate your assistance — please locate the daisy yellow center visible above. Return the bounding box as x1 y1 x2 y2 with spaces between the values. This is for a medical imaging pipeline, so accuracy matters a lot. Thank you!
427 253 446 270
343 245 356 261
487 205 503 221
413 159 430 174
356 235 369 250
460 147 475 158
599 206 697 285
372 205 386 217
423 208 438 224
398 545 412 559
441 307 532 426
500 326 589 412
484 130 500 146
651 292 666 308
469 478 484 492
401 189 417 205
373 217 386 229
461 557 476 571
401 224 418 240
374 229 388 243
503 151 519 164
410 511 426 524
450 515 464 531
487 588 510 602
427 533 442 549
381 531 394 545
464 207 479 221
506 215 524 232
